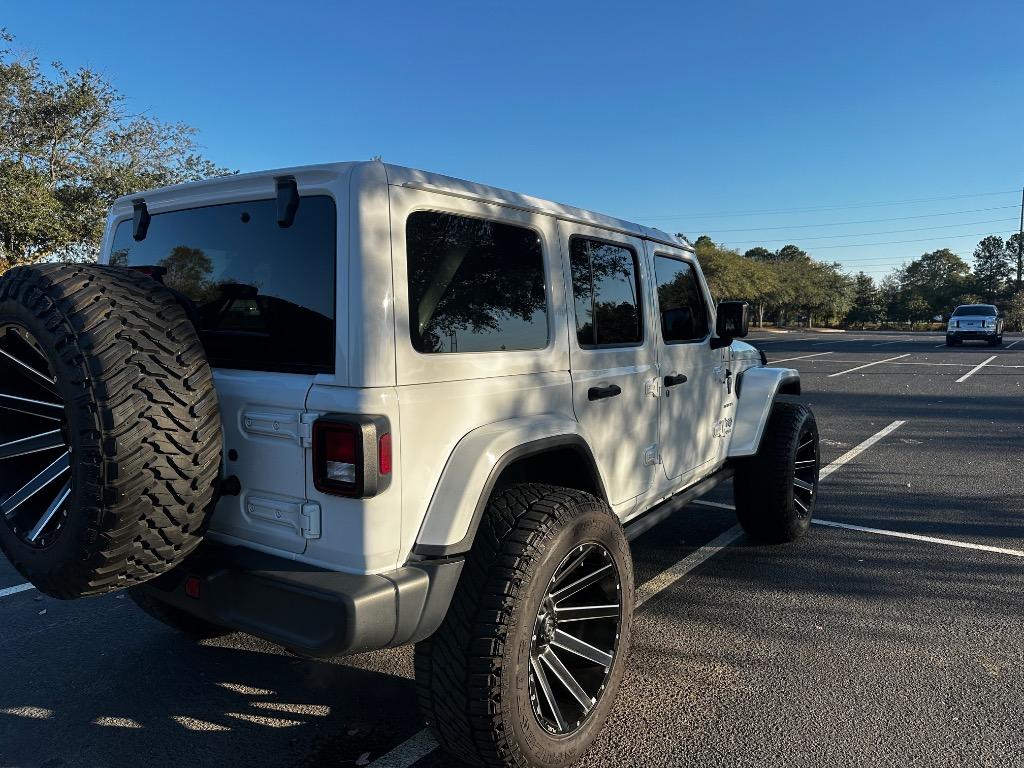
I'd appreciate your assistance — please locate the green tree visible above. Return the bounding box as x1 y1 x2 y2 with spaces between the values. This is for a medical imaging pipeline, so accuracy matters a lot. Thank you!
845 272 884 325
1004 288 1024 332
0 29 233 273
775 244 809 262
1007 232 1024 292
743 246 774 262
891 248 971 319
971 235 1011 302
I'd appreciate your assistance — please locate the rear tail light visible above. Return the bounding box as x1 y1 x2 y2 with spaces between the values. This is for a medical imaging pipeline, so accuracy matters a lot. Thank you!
312 415 392 497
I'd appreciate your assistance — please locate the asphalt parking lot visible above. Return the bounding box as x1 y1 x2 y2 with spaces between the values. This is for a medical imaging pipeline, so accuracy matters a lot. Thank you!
2 330 1022 768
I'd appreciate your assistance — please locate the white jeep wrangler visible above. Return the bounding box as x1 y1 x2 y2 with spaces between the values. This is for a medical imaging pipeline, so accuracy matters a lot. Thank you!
0 161 818 768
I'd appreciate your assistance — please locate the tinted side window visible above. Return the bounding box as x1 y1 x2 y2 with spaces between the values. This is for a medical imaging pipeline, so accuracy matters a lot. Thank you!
406 212 548 353
655 256 710 342
569 238 642 346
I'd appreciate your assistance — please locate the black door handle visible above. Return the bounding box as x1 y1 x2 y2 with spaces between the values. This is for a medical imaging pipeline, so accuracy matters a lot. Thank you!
664 374 688 387
588 384 622 401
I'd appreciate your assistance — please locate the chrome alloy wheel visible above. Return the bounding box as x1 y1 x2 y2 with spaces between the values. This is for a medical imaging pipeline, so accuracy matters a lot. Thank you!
529 542 622 735
792 426 818 518
0 323 70 547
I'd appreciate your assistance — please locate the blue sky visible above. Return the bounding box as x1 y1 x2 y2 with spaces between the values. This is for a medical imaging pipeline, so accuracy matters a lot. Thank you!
6 0 1023 279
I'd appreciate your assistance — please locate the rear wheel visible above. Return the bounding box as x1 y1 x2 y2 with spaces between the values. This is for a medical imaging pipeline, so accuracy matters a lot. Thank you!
734 401 819 543
946 337 960 346
415 484 633 768
0 264 222 598
988 336 1002 347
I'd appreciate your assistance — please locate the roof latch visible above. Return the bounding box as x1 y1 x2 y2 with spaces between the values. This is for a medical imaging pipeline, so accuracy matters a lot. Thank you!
132 200 151 241
276 178 299 228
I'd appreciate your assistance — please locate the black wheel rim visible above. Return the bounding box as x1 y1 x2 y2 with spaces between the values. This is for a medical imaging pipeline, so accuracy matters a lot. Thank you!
529 542 622 736
0 323 71 548
792 427 818 519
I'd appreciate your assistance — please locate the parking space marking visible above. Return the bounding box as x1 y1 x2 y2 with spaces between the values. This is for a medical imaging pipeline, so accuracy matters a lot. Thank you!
1006 340 1021 349
955 355 997 383
635 526 743 607
370 419 910 768
819 420 905 478
768 352 834 364
0 583 34 600
827 355 911 378
870 338 910 347
811 337 867 346
745 336 815 344
811 519 1024 558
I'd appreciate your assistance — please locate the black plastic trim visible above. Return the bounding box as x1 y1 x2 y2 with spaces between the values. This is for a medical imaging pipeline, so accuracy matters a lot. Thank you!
136 543 463 658
623 466 735 541
412 434 607 558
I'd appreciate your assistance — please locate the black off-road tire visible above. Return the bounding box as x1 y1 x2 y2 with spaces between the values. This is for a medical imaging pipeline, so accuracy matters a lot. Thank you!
733 401 820 543
0 263 221 599
988 336 1002 347
128 586 230 640
414 484 634 768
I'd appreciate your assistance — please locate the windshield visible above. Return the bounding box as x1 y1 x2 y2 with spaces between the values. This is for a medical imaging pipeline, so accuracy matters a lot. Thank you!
952 305 996 317
109 196 336 374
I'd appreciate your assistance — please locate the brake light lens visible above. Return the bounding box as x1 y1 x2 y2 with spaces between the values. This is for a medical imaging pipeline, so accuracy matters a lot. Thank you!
378 433 392 476
312 415 392 497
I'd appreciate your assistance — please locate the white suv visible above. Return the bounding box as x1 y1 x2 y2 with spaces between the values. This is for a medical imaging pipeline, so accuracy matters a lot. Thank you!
0 161 819 768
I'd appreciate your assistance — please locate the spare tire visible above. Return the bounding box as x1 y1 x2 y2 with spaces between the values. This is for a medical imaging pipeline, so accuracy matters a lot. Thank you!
0 263 221 598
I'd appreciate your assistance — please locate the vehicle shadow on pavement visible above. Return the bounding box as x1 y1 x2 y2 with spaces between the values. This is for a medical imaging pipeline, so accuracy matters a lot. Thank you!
0 616 422 768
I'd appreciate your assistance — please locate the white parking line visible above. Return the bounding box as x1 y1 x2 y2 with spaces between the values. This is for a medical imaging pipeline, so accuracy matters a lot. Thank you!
811 519 1024 558
819 421 905 479
366 729 440 768
870 338 910 347
635 525 743 607
370 419 908 768
827 354 911 377
811 337 867 346
955 355 996 383
1005 340 1021 349
690 505 1024 559
0 583 34 599
768 352 834 364
747 336 815 344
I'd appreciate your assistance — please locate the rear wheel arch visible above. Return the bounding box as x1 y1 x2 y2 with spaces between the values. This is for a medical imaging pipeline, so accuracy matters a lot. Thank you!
412 435 607 558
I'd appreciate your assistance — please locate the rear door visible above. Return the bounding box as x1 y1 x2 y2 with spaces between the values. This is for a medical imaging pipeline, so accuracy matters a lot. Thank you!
647 245 731 483
561 224 659 506
106 191 340 554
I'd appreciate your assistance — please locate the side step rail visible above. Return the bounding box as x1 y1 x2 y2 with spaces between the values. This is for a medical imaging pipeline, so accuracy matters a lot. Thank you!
623 467 735 541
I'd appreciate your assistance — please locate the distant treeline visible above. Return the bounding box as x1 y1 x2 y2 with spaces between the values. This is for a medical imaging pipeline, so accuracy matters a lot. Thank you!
689 233 1024 330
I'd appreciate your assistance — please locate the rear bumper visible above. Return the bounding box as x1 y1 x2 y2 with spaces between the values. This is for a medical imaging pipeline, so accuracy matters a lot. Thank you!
137 543 464 658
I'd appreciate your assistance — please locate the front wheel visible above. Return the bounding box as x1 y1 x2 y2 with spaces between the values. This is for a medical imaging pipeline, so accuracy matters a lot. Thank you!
415 484 633 768
734 401 820 543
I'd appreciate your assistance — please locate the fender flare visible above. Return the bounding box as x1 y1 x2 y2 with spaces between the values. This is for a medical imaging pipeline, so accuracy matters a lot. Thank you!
412 416 606 558
728 366 801 458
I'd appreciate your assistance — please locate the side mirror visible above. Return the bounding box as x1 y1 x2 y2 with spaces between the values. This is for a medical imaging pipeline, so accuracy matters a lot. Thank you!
711 301 749 349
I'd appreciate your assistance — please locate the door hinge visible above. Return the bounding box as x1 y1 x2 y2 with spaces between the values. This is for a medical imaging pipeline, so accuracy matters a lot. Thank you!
300 502 322 539
643 444 661 466
299 412 320 448
645 377 662 398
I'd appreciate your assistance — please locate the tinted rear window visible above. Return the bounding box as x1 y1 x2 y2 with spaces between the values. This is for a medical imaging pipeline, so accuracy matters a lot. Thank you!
110 196 336 374
952 305 996 317
406 211 548 353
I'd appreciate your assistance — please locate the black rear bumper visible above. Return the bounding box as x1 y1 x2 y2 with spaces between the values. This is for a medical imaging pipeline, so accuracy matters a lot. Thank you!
137 543 464 658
